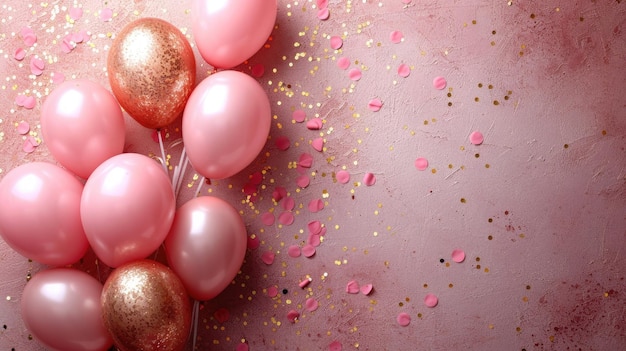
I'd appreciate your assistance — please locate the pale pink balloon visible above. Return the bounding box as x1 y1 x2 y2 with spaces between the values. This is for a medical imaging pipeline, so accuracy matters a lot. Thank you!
165 196 247 300
41 79 125 179
183 71 272 180
192 0 277 68
21 268 113 351
80 153 175 268
0 162 88 266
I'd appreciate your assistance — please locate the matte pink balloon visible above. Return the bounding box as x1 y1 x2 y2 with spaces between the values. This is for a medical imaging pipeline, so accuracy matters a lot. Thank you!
81 153 175 268
0 162 88 266
182 70 271 179
192 0 277 68
165 196 247 300
21 268 113 351
41 79 125 179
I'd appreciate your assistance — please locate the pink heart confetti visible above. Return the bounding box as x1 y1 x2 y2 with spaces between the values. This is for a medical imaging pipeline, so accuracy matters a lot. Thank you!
278 212 295 225
261 212 275 226
297 175 310 188
308 221 322 235
302 245 316 258
17 121 30 135
398 63 411 78
317 0 328 9
308 198 324 213
305 297 319 311
287 310 300 323
311 137 324 152
213 308 230 323
287 245 301 258
306 118 323 130
261 251 275 265
346 280 359 294
14 48 26 61
272 186 287 202
247 235 260 250
360 284 373 295
307 233 321 247
282 196 295 211
22 139 36 153
275 136 290 150
368 98 383 112
292 109 306 123
317 8 330 20
348 68 362 81
299 153 314 168
29 56 45 75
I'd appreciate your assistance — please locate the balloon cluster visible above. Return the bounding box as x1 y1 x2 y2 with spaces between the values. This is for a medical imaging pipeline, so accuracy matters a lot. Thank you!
0 1 277 350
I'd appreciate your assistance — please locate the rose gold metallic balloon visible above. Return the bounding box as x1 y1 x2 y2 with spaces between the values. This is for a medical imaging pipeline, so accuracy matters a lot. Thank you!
108 18 196 129
101 260 191 351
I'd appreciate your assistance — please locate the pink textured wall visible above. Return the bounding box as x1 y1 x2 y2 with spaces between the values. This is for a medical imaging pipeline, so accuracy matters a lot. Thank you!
1 1 625 350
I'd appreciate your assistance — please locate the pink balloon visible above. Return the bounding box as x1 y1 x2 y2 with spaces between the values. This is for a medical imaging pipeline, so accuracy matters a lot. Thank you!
21 268 113 351
80 153 175 268
192 0 277 68
165 196 247 300
182 70 272 180
41 79 125 179
0 162 88 266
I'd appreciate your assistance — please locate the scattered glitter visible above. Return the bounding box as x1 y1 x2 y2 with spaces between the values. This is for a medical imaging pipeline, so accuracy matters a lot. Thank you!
360 284 373 295
261 212 275 226
424 293 438 307
336 170 350 184
363 173 376 186
317 8 330 20
390 31 404 43
287 309 300 323
293 110 306 123
396 312 411 326
346 280 360 294
305 297 319 311
306 118 323 130
451 249 465 263
330 36 343 50
337 57 351 70
367 98 383 112
469 131 484 145
302 244 316 257
414 157 428 171
397 64 410 78
278 211 295 225
288 245 302 258
311 137 324 152
433 76 447 90
308 198 324 213
261 251 276 265
296 175 310 188
348 68 362 81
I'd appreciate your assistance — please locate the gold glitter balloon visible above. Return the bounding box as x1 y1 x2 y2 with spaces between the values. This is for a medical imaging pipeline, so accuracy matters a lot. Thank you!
101 260 191 351
108 18 196 129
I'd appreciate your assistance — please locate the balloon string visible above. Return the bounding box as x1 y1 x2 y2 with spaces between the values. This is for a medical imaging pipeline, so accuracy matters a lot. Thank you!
194 176 206 198
174 153 189 197
191 299 200 350
172 147 187 195
157 129 168 175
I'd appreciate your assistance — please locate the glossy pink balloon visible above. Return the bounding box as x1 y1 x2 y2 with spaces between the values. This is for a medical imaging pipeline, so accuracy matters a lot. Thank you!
41 79 125 179
192 0 277 68
81 153 175 268
182 70 272 180
0 162 88 266
165 196 247 300
21 268 113 351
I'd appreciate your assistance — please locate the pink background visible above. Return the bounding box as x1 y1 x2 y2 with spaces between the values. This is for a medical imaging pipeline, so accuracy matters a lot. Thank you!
1 0 625 350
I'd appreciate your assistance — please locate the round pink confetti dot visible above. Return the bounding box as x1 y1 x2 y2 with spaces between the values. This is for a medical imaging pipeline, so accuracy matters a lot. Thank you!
308 221 322 235
305 297 319 311
360 284 373 295
278 211 295 225
17 121 30 135
363 173 376 186
293 109 306 123
236 343 249 351
307 233 321 247
267 286 278 297
390 30 404 44
368 98 383 112
337 57 350 70
275 136 290 150
424 293 439 308
398 64 410 78
296 175 310 188
287 309 300 323
346 280 359 294
329 341 342 351
302 245 316 257
251 63 265 77
213 308 230 323
247 235 260 250
311 137 324 152
250 172 263 185
433 76 447 90
397 312 411 326
288 245 301 258
261 212 275 226
14 48 26 61
469 131 484 145
348 68 362 81
317 8 330 20
261 251 275 265
308 198 324 213
330 36 343 50
415 157 428 171
282 196 295 211
336 170 350 184
452 249 466 263
273 186 287 202
51 72 65 84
